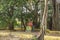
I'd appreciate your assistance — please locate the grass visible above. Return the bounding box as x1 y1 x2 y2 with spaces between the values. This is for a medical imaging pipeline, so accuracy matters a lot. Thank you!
45 30 60 40
44 35 60 40
0 30 34 39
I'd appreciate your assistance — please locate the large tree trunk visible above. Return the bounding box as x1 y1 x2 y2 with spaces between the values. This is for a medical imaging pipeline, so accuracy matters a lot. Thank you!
52 0 58 30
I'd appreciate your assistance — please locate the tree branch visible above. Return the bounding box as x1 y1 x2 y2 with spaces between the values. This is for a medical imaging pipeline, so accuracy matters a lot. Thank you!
24 5 32 11
35 0 40 5
23 0 32 11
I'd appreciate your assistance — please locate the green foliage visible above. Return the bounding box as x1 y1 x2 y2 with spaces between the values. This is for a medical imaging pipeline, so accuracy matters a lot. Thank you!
0 0 43 29
0 0 23 29
0 0 53 30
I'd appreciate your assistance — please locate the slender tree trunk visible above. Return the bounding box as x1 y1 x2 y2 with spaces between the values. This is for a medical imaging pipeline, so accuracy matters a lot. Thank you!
21 6 26 31
40 0 48 35
44 0 48 31
39 0 48 40
9 21 14 30
33 1 39 29
8 6 14 30
21 16 26 31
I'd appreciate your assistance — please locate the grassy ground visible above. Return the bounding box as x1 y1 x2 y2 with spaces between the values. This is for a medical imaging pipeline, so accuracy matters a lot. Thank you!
0 30 34 38
45 30 60 40
0 30 35 40
44 35 60 40
0 30 40 39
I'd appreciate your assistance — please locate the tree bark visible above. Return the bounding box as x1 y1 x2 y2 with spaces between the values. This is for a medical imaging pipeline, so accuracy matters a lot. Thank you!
52 0 57 30
21 6 26 31
33 0 39 29
9 21 14 30
44 0 48 31
40 0 48 35
8 6 14 30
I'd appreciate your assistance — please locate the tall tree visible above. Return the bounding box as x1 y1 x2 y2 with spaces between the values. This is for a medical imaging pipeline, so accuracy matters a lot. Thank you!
52 0 57 30
40 0 48 30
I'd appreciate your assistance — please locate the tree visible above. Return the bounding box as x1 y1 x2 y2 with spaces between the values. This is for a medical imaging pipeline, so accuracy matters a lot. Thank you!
0 0 47 31
40 0 48 30
0 0 23 30
52 0 57 30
